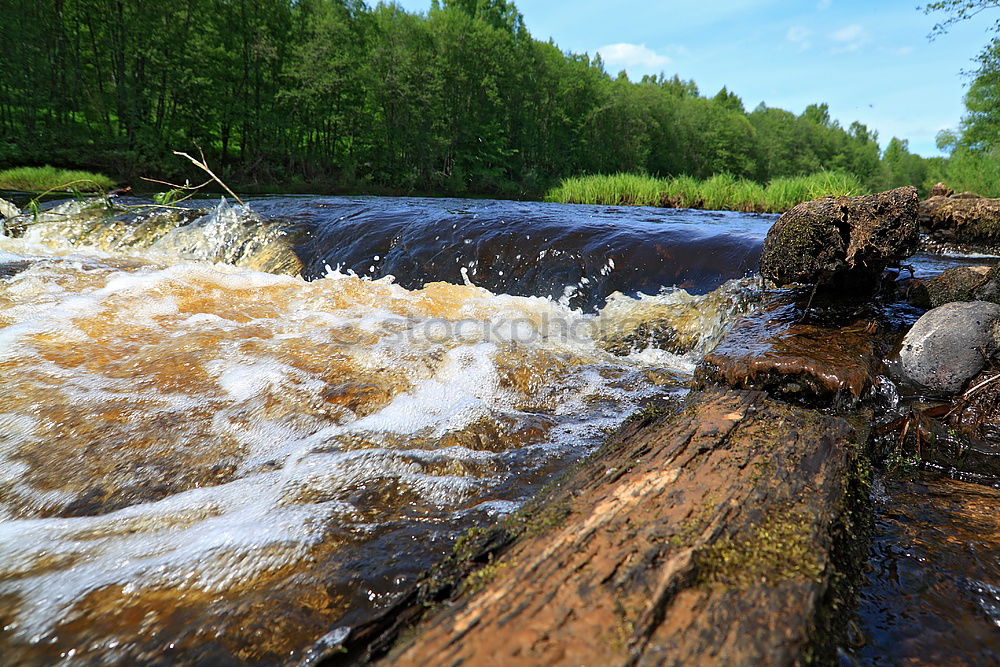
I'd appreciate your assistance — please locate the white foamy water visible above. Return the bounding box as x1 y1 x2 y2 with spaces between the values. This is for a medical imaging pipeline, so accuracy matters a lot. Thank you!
0 203 760 663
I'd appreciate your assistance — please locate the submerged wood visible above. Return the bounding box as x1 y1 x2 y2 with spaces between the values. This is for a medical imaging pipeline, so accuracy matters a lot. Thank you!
919 194 1000 242
316 388 869 666
695 292 879 409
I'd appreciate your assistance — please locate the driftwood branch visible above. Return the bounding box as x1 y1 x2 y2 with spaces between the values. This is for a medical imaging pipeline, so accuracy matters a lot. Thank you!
172 150 245 205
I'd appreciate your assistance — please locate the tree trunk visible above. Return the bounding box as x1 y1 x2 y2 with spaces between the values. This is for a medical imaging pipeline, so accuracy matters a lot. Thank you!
318 387 870 666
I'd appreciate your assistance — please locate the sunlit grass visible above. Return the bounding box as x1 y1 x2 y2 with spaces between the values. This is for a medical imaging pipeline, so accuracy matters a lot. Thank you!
545 170 866 213
0 166 115 192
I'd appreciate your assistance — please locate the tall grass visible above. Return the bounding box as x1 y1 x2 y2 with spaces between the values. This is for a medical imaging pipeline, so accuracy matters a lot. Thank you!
0 166 115 192
545 171 865 213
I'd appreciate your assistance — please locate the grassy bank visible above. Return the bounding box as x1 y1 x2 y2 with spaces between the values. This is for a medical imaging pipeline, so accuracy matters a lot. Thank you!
0 166 116 192
545 171 865 213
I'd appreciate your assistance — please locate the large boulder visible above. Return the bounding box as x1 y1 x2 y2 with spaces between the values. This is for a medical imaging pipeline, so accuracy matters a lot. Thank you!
759 186 919 290
899 301 1000 394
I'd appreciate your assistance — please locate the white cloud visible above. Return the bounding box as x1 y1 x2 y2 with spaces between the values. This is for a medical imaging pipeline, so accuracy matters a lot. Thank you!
786 25 812 51
596 43 672 69
830 24 870 53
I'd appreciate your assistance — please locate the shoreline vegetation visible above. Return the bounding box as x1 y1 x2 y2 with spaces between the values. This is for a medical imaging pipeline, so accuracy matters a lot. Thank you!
0 166 115 193
544 171 864 213
3 1 939 203
2 165 865 216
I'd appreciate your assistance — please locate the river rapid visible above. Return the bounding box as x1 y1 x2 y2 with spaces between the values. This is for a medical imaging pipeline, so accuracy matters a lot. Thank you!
0 195 770 664
2 194 996 666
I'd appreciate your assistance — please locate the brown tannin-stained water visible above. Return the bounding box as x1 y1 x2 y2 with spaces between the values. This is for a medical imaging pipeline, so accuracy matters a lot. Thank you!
0 195 769 664
848 471 1000 666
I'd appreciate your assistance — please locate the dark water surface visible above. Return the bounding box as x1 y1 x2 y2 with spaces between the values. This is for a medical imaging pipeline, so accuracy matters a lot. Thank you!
258 196 773 310
848 472 1000 666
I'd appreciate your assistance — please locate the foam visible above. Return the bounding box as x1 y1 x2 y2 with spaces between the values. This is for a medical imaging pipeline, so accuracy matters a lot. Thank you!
0 211 759 648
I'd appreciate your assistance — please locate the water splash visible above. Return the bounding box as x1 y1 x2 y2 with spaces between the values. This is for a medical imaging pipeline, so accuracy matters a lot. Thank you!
0 197 764 664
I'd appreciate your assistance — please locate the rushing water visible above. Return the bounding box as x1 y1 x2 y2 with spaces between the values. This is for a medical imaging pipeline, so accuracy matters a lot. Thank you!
0 195 769 664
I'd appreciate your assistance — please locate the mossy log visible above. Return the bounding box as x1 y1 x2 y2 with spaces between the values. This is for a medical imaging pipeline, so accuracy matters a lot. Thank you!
919 195 1000 242
759 187 918 291
319 389 869 666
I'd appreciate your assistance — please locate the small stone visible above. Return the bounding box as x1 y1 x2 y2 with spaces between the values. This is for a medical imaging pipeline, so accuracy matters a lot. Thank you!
899 301 1000 394
928 182 953 198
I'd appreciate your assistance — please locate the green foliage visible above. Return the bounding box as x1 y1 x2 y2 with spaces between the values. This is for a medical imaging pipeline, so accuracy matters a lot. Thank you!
546 170 864 213
877 138 929 193
939 148 1000 195
153 189 186 206
0 166 115 192
0 0 930 198
923 1 1000 39
933 35 1000 196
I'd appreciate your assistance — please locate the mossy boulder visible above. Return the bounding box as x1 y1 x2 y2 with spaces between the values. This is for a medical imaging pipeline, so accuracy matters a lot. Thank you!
908 264 1000 308
759 186 919 291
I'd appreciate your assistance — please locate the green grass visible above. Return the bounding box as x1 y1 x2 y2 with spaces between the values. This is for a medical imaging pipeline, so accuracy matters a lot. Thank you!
545 170 866 213
0 166 115 192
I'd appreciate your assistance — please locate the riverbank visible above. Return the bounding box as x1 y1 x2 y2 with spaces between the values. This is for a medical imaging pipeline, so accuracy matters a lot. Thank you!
2 165 867 217
545 171 866 213
0 166 116 192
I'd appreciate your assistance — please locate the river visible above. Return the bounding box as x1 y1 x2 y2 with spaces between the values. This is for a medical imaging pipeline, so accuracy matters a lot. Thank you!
0 195 996 664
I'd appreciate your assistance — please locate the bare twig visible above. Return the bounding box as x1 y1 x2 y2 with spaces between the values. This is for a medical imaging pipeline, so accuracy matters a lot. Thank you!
139 176 213 191
172 150 245 205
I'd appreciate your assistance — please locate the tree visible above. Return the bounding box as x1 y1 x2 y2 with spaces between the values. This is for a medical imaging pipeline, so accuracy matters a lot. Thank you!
924 1 1000 38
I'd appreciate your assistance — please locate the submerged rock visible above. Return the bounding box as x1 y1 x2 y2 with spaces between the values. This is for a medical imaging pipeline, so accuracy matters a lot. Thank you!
907 264 997 308
759 186 919 291
899 301 1000 394
919 194 1000 242
695 292 879 409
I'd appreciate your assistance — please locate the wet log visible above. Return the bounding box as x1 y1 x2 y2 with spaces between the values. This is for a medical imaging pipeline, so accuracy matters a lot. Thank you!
759 187 918 291
694 292 880 409
324 389 869 666
919 194 1000 242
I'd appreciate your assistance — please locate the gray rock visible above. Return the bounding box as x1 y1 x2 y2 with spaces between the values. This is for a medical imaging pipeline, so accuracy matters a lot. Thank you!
900 301 1000 393
0 197 19 221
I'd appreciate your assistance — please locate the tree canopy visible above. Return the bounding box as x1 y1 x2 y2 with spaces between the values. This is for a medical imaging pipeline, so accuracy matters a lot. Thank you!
0 0 931 196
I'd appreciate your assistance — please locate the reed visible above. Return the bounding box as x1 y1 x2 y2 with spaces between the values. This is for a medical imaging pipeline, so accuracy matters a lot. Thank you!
545 170 865 213
0 166 115 192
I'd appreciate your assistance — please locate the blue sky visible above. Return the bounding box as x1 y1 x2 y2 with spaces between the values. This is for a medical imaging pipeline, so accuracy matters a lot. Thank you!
390 0 1000 157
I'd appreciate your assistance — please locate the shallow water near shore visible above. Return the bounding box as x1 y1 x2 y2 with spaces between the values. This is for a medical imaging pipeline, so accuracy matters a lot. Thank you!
848 471 1000 666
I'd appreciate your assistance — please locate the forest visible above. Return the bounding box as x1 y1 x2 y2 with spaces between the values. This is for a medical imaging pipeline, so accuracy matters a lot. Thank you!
0 0 991 198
